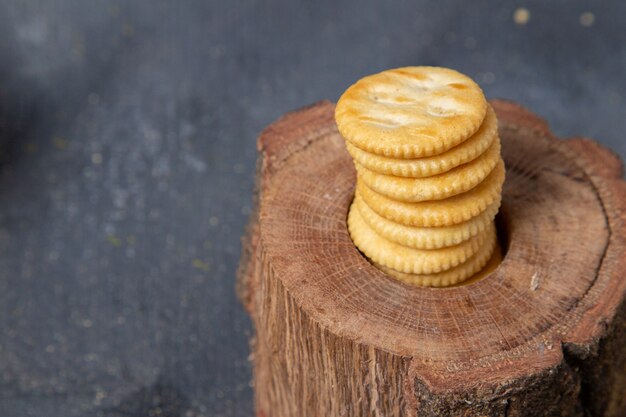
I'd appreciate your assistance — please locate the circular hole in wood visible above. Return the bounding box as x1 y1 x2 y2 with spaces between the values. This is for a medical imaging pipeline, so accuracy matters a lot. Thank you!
344 191 508 289
494 208 510 257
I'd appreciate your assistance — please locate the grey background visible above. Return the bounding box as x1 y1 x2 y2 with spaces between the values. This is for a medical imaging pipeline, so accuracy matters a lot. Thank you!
0 1 623 416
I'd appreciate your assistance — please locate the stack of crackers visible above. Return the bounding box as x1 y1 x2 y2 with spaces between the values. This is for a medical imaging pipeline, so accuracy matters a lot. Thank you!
335 67 505 287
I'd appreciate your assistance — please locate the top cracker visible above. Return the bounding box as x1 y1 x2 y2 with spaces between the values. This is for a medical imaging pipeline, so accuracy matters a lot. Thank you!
335 67 488 159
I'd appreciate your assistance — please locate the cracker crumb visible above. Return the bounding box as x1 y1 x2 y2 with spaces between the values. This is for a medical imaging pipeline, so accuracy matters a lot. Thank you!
192 259 211 272
513 8 531 25
580 12 595 27
121 23 134 37
80 319 93 328
25 143 38 153
106 234 122 247
53 137 68 150
233 163 245 174
91 152 103 164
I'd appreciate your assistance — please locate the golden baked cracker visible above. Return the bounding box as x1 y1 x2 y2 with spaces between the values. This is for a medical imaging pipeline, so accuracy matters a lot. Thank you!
356 161 503 227
375 232 498 287
335 66 488 159
346 105 498 178
450 244 502 287
348 204 496 274
355 193 499 249
355 140 501 202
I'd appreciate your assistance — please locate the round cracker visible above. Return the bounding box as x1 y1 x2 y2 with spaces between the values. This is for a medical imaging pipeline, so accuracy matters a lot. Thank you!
355 141 501 202
375 235 498 287
335 66 488 158
355 193 499 249
450 244 503 287
348 203 496 274
356 159 505 227
345 105 498 178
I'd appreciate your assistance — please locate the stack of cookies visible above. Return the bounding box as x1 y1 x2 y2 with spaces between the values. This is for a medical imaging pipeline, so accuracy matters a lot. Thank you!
335 67 505 287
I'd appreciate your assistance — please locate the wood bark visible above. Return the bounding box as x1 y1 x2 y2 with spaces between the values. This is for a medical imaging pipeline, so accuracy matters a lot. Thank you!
237 100 626 417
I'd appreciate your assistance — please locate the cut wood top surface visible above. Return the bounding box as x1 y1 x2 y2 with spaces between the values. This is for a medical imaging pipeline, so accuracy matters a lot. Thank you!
250 99 626 391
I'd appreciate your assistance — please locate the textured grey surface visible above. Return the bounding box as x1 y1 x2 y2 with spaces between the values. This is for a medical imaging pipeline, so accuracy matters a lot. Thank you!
0 1 623 416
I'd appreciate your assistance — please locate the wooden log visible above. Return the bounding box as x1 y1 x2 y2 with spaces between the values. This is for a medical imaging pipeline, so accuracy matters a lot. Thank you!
237 100 626 417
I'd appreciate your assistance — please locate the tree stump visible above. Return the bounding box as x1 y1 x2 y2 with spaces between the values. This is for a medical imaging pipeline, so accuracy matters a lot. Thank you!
237 100 626 417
